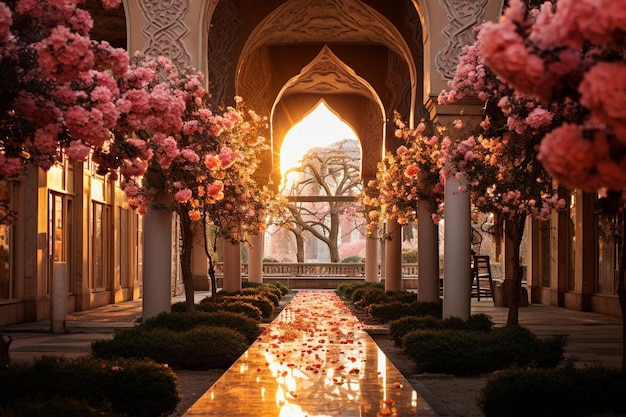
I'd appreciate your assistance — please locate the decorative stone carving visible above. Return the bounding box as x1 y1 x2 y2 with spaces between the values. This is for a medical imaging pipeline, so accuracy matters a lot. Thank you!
384 52 412 120
139 0 191 68
282 45 373 98
361 100 384 179
242 0 409 61
208 0 240 106
238 48 272 116
435 0 488 79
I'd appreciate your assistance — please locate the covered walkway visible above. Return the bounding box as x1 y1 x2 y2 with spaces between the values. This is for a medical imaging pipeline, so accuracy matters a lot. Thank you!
183 290 437 416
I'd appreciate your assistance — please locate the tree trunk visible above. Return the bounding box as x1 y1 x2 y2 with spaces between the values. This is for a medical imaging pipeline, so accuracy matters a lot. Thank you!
179 210 196 312
329 209 340 262
618 218 626 372
295 231 305 263
203 214 218 299
506 215 526 326
0 334 11 367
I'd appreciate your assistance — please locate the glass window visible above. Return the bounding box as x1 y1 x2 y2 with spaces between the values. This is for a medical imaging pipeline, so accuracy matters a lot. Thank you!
48 193 73 295
597 213 619 295
91 202 110 289
0 225 12 300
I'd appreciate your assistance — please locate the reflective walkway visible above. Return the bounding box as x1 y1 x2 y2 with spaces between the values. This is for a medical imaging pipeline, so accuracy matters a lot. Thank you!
183 290 437 417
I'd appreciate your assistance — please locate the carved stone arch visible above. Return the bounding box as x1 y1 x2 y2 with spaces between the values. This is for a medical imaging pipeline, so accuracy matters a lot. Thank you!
269 45 385 187
237 0 417 123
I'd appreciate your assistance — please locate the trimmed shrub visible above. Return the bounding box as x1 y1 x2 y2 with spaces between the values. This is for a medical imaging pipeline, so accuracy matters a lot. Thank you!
171 301 186 312
143 311 262 343
341 255 363 263
0 356 179 417
353 287 388 307
402 326 566 374
389 314 494 345
266 281 290 295
466 313 494 332
197 300 262 321
389 315 442 345
239 287 281 306
387 290 418 304
242 281 263 289
367 300 442 323
479 365 626 417
336 281 384 299
92 326 247 370
259 284 283 301
221 294 274 318
402 250 418 263
263 257 279 262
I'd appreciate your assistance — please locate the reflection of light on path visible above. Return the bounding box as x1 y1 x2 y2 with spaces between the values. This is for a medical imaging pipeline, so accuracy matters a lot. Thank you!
183 290 438 417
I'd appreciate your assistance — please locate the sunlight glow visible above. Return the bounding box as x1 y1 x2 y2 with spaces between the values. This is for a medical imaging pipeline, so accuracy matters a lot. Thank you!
280 101 358 179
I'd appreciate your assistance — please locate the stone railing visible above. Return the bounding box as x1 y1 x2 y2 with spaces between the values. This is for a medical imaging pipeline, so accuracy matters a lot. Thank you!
214 262 420 277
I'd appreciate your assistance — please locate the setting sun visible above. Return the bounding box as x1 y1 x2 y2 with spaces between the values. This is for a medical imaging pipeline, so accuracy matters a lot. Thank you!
280 101 358 180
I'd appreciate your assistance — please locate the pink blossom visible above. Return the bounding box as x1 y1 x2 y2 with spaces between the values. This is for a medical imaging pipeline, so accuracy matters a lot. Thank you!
174 188 192 203
0 3 12 43
120 158 148 177
538 124 597 190
181 148 199 163
65 140 91 160
188 209 201 221
0 155 23 178
204 153 221 170
525 107 553 130
404 165 419 178
579 62 626 141
396 145 408 156
219 146 236 167
35 25 94 83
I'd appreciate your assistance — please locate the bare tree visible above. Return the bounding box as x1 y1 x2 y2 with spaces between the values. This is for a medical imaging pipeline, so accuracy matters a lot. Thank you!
278 139 363 262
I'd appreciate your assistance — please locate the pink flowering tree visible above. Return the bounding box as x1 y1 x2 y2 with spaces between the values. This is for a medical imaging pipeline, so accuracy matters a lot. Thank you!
477 0 626 367
0 0 133 224
363 112 444 245
120 86 275 310
200 100 276 299
438 19 568 325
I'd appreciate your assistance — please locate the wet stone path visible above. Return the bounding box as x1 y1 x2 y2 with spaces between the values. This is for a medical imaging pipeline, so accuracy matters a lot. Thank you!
183 290 437 417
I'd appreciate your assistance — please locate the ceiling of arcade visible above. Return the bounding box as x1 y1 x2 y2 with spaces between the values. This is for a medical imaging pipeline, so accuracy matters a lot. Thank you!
88 0 426 184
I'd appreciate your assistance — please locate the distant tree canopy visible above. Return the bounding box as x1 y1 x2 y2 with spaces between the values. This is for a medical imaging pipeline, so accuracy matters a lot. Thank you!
278 139 364 262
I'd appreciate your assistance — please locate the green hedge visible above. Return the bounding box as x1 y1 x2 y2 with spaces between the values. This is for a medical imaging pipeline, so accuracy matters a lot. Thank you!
336 281 384 298
143 311 262 343
266 281 290 295
92 325 247 370
402 325 566 374
0 356 179 417
367 300 442 323
389 314 493 345
206 293 274 318
196 300 262 320
479 365 626 417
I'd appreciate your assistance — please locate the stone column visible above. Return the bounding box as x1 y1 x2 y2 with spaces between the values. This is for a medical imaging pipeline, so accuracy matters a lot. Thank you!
223 241 242 292
142 194 172 320
418 199 440 302
247 232 264 284
443 175 471 319
384 219 402 291
365 234 379 282
191 238 209 291
51 262 67 334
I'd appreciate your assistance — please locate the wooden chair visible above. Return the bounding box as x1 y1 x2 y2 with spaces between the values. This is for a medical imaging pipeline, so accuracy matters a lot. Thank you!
471 255 494 300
